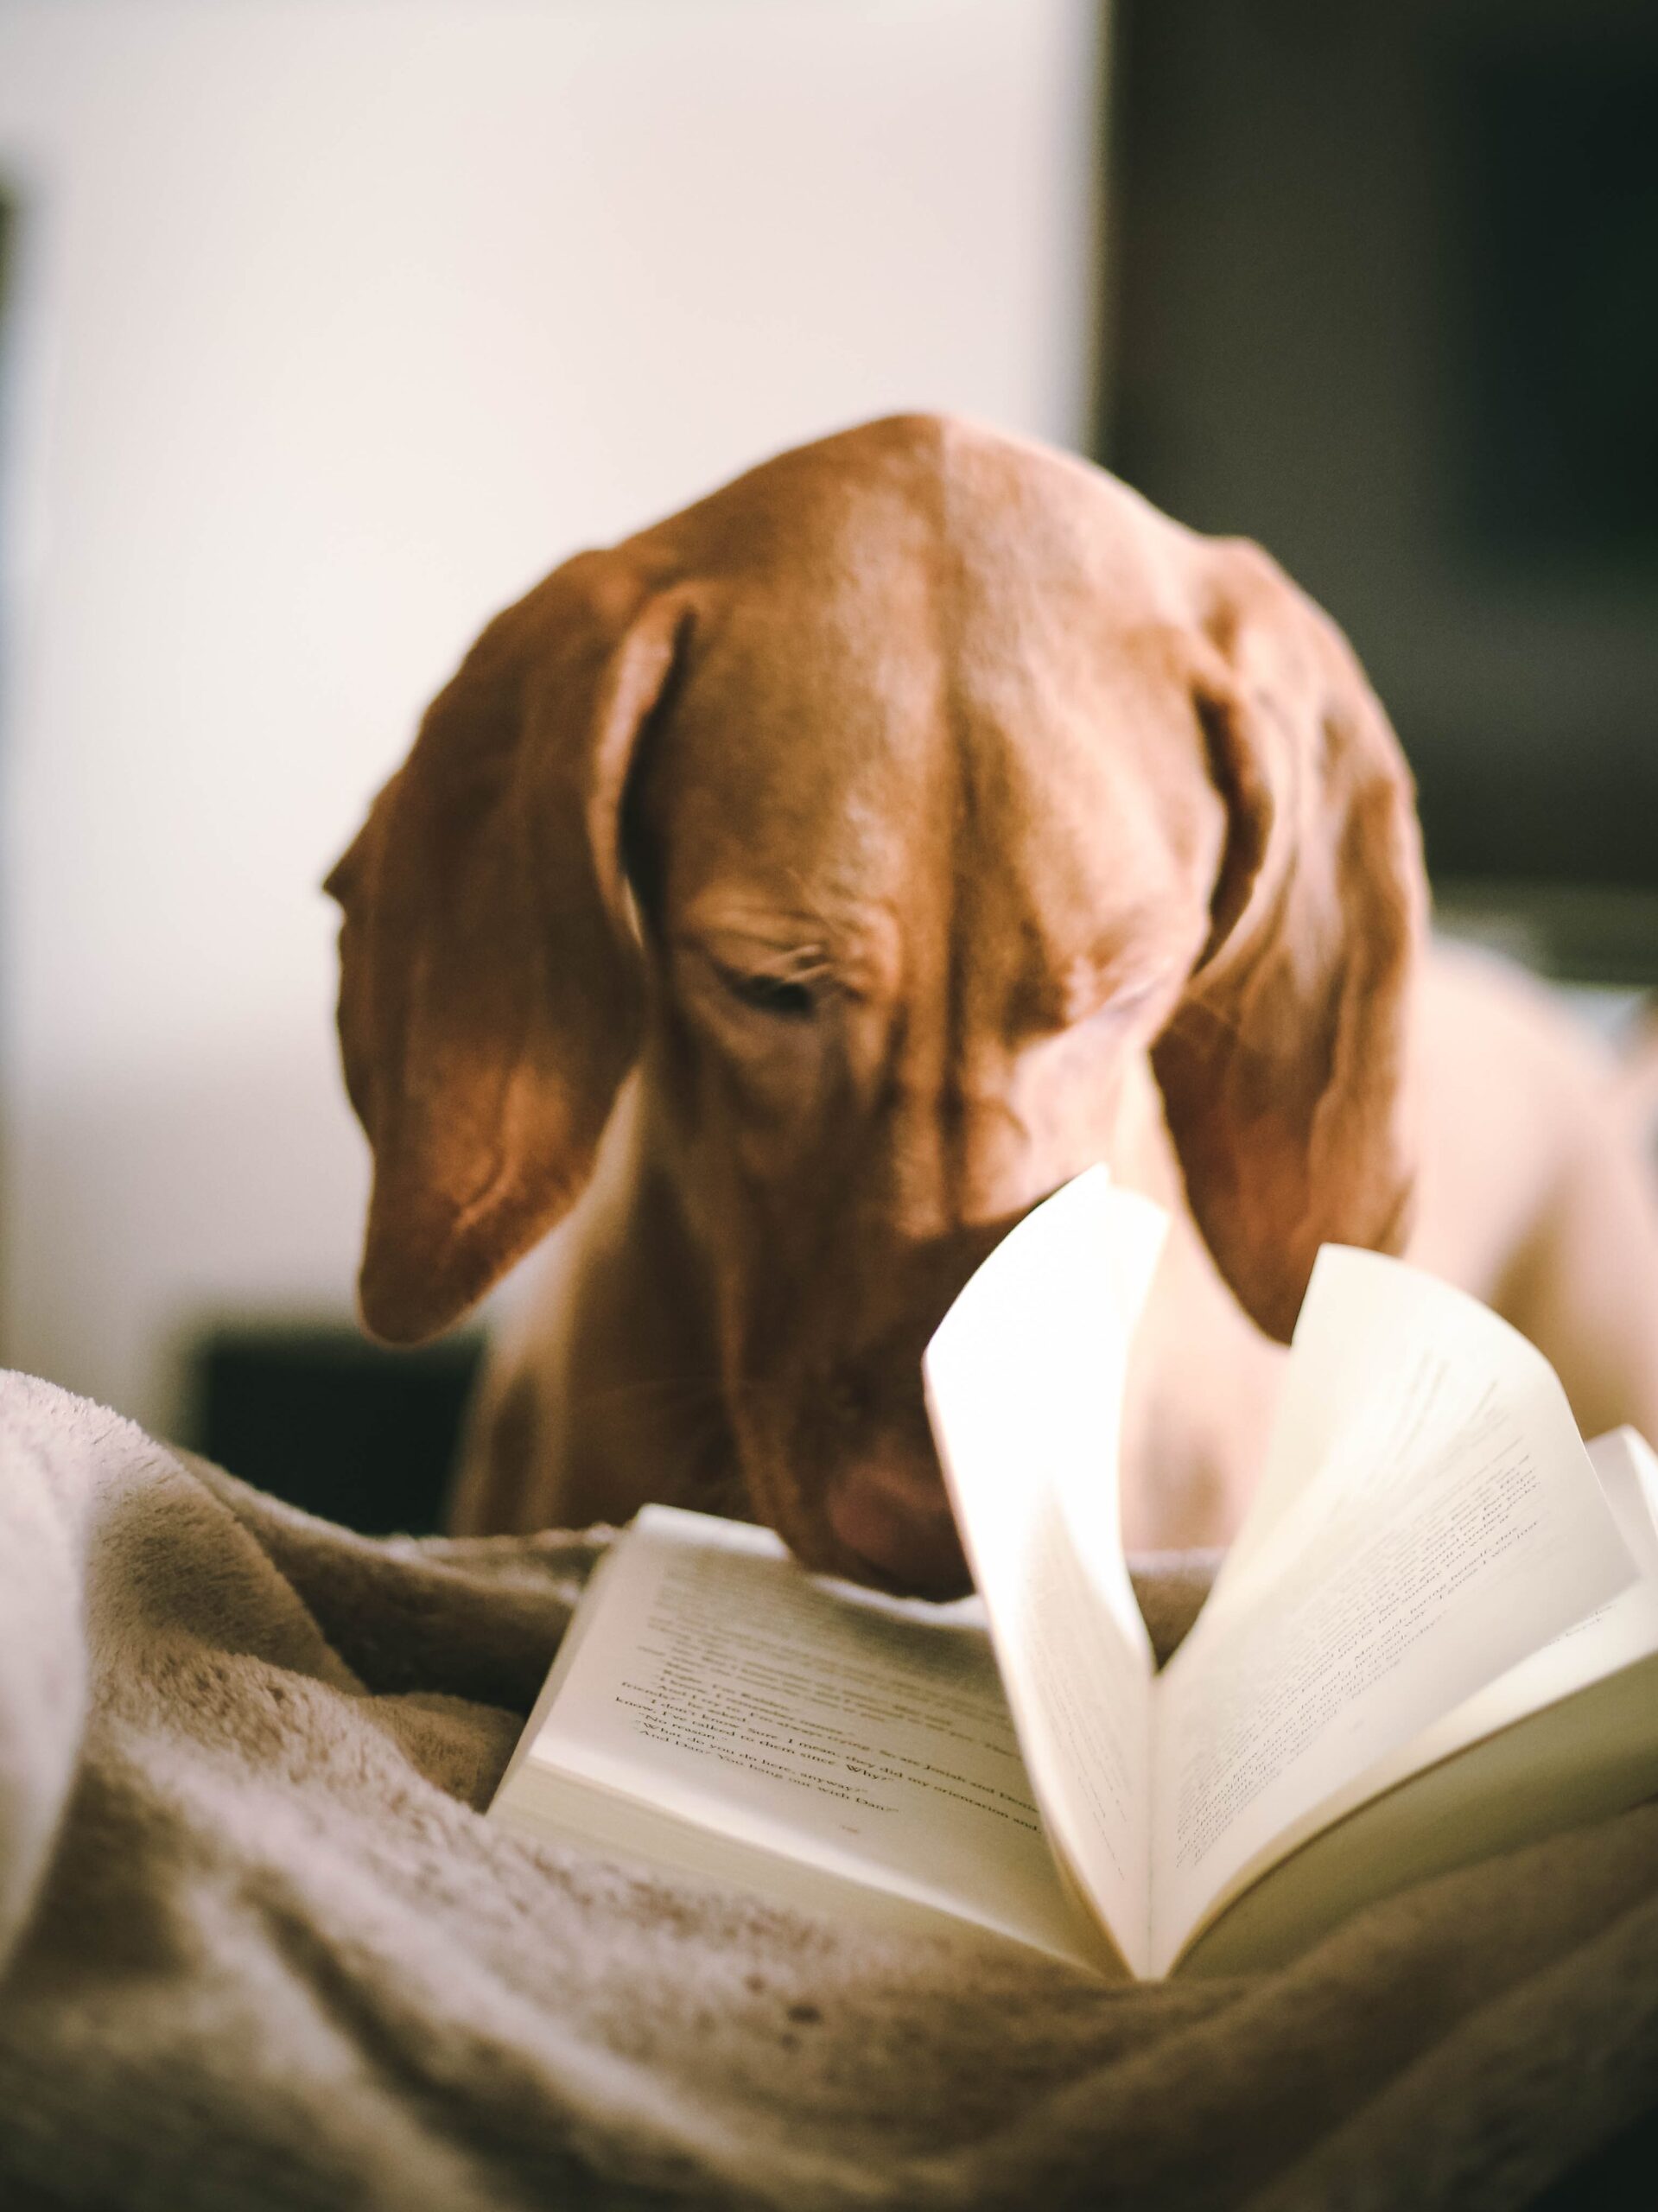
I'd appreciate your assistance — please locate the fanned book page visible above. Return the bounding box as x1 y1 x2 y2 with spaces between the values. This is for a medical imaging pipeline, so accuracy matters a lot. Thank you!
923 1171 1641 1978
1176 1426 1658 1974
924 1168 1169 1975
1149 1249 1638 1967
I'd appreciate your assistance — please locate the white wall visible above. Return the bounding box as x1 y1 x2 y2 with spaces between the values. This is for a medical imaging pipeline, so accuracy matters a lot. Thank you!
0 0 1102 1430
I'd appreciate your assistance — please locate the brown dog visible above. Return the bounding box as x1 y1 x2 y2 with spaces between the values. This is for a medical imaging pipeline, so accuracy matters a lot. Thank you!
326 415 1658 1595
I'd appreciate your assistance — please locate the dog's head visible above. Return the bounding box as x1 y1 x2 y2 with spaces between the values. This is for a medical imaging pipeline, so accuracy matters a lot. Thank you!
327 416 1423 1591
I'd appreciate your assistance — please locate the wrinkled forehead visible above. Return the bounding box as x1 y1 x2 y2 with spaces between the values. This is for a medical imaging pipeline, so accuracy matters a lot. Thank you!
636 569 939 911
632 556 1222 994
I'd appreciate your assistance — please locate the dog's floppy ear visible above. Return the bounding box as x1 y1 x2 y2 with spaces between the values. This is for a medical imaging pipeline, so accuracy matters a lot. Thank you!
1151 542 1426 1344
324 552 689 1344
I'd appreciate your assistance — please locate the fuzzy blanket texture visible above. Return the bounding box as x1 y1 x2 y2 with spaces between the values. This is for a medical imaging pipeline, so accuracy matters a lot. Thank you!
1 1370 1656 2211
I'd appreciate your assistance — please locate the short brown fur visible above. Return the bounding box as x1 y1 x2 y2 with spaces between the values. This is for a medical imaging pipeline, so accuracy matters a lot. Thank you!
327 416 1658 1594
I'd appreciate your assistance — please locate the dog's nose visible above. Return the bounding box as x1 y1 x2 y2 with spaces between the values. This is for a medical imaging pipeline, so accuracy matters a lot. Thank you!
825 1452 971 1598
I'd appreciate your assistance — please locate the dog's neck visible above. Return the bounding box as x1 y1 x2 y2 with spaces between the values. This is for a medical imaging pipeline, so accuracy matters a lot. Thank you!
505 1079 742 1529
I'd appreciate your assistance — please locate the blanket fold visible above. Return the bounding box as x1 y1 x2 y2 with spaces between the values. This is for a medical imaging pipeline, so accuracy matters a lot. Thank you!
1 1370 1653 2211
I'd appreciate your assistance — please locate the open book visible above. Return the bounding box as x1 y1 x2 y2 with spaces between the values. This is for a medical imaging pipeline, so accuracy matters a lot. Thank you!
490 1172 1658 1979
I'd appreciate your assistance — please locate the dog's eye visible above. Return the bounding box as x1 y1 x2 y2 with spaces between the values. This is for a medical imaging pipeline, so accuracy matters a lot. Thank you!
715 964 820 1020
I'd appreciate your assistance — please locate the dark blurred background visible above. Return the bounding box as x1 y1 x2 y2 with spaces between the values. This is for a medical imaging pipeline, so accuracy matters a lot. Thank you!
1101 0 1658 980
1 0 1652 1535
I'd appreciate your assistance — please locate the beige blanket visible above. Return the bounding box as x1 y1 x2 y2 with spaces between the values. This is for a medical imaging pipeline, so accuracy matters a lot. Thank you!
2 1369 1655 2211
